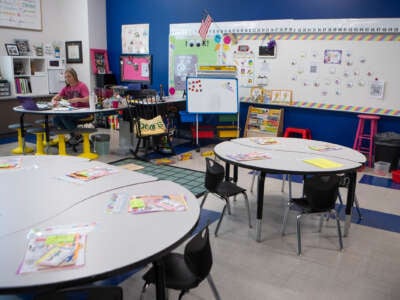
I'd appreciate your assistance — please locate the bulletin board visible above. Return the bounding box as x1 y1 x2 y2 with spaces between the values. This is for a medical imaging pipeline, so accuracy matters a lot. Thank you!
169 19 400 116
0 0 42 31
186 77 238 113
120 54 152 83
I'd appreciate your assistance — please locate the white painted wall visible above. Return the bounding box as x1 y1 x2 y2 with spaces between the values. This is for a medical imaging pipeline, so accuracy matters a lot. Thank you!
0 0 107 91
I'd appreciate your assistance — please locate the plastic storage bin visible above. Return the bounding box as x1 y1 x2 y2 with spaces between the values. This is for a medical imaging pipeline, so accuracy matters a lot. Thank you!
374 161 391 176
392 170 400 183
374 132 400 171
179 111 203 123
91 133 110 155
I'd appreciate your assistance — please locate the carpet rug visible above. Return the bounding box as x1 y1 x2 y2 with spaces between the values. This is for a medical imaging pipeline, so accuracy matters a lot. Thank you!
110 157 206 197
359 174 400 190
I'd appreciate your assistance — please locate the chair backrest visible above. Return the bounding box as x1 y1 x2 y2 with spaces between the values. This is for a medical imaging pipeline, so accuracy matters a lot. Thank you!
34 285 123 300
184 226 213 283
204 157 225 192
128 90 168 137
303 174 339 210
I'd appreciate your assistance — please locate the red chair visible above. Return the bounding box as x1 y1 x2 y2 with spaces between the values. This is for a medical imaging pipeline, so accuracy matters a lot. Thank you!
283 127 312 139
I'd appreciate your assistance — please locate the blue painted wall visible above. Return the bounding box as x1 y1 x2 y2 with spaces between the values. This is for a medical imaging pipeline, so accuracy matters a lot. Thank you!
106 0 400 147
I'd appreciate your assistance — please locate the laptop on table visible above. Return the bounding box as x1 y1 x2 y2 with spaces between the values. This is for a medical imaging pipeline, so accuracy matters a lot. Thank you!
18 96 51 111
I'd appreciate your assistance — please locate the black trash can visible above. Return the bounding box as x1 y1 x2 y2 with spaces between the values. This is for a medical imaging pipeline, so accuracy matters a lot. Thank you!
374 132 400 171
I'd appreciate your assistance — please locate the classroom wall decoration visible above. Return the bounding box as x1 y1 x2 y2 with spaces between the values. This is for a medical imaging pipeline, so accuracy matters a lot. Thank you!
122 24 149 54
0 0 42 31
169 18 400 116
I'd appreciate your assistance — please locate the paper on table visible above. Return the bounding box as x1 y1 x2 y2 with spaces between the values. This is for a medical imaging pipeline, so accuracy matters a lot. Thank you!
0 157 22 169
128 194 188 214
308 144 342 151
250 137 278 145
303 157 343 168
227 152 270 161
119 163 144 171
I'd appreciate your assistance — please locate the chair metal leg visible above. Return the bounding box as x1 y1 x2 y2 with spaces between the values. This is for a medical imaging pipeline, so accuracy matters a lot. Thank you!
215 204 227 237
250 173 256 193
207 275 221 300
318 214 324 232
200 192 208 208
281 202 291 235
354 195 363 220
226 198 231 215
178 290 188 300
296 214 303 255
140 282 149 300
334 210 344 251
281 174 287 192
242 192 252 228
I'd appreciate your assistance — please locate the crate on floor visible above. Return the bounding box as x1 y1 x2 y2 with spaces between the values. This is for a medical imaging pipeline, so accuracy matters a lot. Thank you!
191 125 214 139
179 111 203 123
217 125 238 139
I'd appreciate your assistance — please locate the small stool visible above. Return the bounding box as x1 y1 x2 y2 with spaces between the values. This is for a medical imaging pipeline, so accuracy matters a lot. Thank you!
26 127 46 155
52 129 70 156
35 119 57 147
353 114 380 167
76 128 98 160
283 127 312 139
8 123 34 154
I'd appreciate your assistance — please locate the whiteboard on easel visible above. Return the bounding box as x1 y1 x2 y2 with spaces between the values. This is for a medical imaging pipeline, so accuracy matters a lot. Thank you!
186 77 238 113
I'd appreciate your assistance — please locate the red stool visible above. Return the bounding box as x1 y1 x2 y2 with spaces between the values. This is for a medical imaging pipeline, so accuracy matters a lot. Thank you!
353 114 380 167
283 127 312 139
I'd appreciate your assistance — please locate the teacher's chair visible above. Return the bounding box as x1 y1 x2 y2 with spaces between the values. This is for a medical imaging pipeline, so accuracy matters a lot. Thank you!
281 174 343 255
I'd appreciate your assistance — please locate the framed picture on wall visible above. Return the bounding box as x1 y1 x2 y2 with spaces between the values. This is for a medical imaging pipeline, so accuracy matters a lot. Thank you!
14 39 31 56
65 41 83 64
90 49 110 74
5 43 20 56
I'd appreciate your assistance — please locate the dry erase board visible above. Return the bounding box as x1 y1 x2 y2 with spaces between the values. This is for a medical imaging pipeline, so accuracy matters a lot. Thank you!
170 19 400 116
0 0 42 31
186 77 238 113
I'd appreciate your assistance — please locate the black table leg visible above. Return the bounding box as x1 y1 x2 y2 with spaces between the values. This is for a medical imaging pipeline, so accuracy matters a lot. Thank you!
153 260 168 300
19 113 26 153
256 171 266 242
344 171 356 237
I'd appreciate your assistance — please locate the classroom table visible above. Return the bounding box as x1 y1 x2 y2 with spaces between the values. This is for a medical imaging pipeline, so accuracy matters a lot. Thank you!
0 156 200 300
213 137 365 242
13 105 125 152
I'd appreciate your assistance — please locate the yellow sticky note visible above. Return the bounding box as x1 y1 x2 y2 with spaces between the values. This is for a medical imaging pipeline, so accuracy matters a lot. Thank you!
303 158 343 169
130 198 145 209
45 234 75 245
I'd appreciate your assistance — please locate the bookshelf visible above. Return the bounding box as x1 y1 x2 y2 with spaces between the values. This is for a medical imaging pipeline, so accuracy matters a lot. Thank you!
0 56 49 97
244 106 284 137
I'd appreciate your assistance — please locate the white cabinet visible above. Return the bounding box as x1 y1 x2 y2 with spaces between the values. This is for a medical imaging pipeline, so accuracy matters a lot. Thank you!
0 56 49 97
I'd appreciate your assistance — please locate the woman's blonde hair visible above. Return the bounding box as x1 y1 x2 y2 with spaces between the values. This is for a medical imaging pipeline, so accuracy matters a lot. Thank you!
64 67 79 85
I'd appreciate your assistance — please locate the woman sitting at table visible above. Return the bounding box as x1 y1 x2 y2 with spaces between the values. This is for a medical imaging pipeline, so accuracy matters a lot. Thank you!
51 67 90 145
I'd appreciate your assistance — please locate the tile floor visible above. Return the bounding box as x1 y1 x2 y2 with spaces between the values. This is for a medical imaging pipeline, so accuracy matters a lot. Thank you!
2 129 400 300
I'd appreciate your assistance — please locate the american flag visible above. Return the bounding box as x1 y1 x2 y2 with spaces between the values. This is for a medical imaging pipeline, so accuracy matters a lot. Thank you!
199 14 212 40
